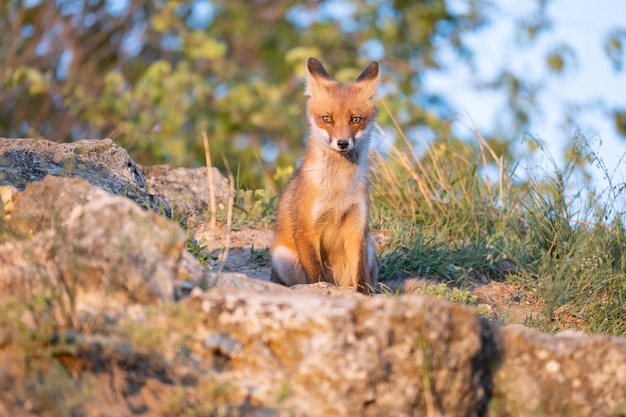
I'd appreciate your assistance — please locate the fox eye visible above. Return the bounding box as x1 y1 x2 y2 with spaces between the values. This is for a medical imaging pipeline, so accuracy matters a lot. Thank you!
322 115 333 124
351 116 362 124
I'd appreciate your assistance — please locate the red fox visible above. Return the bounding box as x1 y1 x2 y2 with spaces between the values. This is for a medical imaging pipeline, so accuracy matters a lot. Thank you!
270 57 379 294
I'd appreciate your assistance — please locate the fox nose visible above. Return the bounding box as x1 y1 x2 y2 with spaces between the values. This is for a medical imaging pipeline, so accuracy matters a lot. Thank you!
337 139 349 150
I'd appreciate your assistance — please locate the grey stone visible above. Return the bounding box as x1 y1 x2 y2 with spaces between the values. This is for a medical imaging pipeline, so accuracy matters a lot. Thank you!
143 164 230 222
0 137 171 216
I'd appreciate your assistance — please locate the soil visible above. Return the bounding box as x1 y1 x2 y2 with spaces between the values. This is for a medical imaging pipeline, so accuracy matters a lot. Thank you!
194 224 274 281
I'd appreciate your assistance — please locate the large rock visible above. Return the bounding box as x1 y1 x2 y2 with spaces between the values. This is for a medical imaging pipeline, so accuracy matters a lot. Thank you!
0 175 189 325
494 324 626 417
185 287 499 417
0 137 171 216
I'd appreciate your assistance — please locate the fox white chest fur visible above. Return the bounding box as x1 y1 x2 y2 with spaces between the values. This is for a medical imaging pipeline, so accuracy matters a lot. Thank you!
270 57 379 294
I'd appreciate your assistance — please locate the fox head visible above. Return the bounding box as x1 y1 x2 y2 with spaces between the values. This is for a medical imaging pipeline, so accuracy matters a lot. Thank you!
305 57 379 155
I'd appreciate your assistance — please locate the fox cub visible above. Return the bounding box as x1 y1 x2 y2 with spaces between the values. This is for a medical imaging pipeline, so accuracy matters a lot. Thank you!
270 57 379 294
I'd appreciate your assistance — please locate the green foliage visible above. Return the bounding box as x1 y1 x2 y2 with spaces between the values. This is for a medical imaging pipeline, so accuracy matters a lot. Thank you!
249 245 271 267
276 381 292 404
232 188 276 228
4 0 623 189
0 292 89 416
409 282 479 306
187 237 212 267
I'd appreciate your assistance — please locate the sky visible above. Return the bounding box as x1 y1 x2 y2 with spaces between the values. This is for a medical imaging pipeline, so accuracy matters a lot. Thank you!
425 0 626 189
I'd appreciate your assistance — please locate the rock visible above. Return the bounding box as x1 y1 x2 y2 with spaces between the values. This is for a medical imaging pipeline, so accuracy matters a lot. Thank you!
142 164 230 222
0 137 171 216
0 184 18 221
494 324 626 417
205 271 282 292
0 175 188 325
184 287 499 417
291 280 361 294
176 284 626 417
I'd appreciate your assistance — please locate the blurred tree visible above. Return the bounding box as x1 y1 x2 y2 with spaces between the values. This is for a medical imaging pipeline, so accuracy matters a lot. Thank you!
0 0 623 189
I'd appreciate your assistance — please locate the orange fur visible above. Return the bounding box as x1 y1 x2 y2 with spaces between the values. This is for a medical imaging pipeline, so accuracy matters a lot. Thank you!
271 57 379 294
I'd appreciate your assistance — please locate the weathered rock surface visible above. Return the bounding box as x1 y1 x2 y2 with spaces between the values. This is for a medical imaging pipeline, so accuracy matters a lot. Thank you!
0 137 171 215
142 164 230 222
1 138 626 417
184 287 499 417
0 175 187 323
494 325 626 417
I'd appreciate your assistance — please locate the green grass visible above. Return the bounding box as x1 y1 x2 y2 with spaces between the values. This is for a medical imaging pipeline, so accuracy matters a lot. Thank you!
369 123 626 336
378 233 503 283
231 188 276 228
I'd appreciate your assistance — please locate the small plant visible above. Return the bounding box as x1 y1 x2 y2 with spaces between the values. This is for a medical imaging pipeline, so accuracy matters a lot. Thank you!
249 244 271 267
164 377 239 417
187 237 211 268
276 381 292 403
409 282 492 318
232 188 275 228
410 283 478 305
116 304 200 364
0 289 92 416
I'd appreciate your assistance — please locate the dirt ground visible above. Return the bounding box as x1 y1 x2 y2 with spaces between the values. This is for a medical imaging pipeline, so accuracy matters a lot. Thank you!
195 224 274 282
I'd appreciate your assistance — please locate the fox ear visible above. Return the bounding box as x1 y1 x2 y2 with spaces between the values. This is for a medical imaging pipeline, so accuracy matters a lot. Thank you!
354 61 380 99
305 57 335 96
307 58 332 81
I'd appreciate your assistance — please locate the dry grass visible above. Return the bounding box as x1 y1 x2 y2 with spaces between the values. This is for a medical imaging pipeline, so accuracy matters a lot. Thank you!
370 105 626 335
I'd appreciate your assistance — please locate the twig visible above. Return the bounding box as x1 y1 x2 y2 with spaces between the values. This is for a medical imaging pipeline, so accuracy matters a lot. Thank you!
218 155 235 276
202 130 217 230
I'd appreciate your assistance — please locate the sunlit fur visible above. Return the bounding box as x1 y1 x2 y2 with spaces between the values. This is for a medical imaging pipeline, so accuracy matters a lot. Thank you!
270 57 379 294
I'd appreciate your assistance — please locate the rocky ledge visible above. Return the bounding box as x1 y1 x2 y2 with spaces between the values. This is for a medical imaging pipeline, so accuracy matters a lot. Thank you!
0 137 625 417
